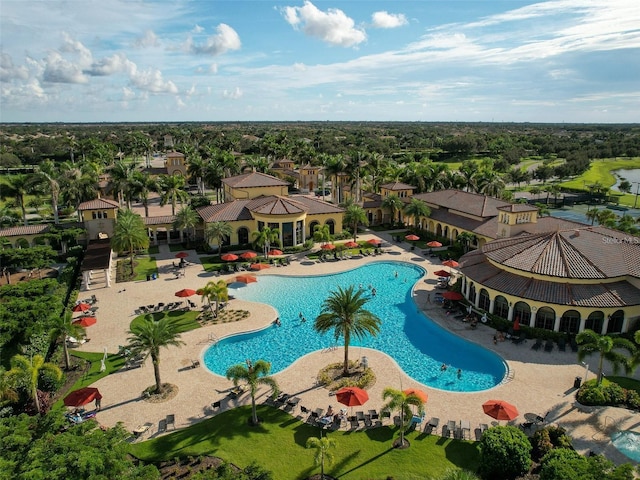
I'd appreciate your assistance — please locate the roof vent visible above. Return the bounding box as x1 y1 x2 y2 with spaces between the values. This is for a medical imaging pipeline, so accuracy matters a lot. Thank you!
574 229 580 237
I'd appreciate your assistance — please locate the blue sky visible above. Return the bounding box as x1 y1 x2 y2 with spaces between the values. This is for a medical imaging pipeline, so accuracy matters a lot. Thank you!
1 0 639 123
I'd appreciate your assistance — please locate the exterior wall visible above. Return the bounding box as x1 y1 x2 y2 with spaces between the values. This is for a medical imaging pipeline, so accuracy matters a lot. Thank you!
225 185 289 201
81 208 118 240
380 187 412 198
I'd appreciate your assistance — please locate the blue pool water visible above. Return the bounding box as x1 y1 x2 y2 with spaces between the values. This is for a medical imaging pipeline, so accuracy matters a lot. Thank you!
611 431 640 462
203 261 507 392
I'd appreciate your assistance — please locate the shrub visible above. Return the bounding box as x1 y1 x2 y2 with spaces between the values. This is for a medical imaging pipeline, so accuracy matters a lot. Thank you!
625 390 640 410
478 425 532 479
539 449 635 480
530 429 554 461
602 383 626 405
577 383 606 405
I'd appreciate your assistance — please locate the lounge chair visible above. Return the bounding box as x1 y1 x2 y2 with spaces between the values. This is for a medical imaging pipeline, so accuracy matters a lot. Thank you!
158 418 167 432
544 340 554 352
166 414 175 429
570 337 579 352
513 332 527 345
558 337 566 351
531 338 543 351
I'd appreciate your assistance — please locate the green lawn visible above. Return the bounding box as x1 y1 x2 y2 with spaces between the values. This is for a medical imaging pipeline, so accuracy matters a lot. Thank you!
200 255 226 273
603 376 640 394
130 310 201 332
130 405 480 479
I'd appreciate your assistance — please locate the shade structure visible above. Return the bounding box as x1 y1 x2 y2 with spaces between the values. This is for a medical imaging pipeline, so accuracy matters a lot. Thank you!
433 270 451 277
175 288 197 297
344 241 359 248
221 253 239 262
426 241 443 248
403 388 428 403
240 251 258 260
72 302 91 313
483 400 519 421
250 263 270 271
268 249 283 256
441 291 463 301
367 239 382 246
64 387 102 407
235 274 257 284
73 316 97 327
336 387 369 407
405 234 420 241
175 252 189 259
321 243 336 250
442 259 460 268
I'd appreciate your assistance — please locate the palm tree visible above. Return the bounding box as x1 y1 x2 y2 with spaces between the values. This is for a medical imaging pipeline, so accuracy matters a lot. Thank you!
313 223 332 246
126 316 185 394
306 435 337 480
6 174 32 226
0 367 19 406
111 209 150 276
6 354 62 414
173 206 199 246
130 171 158 217
186 152 206 195
403 198 431 229
381 194 404 225
576 329 637 385
158 174 189 215
225 359 279 426
108 160 138 208
456 232 476 254
205 221 232 253
199 279 229 314
49 309 86 371
343 203 368 242
585 207 599 225
252 226 280 258
34 160 61 224
314 285 381 376
381 387 425 448
595 208 618 227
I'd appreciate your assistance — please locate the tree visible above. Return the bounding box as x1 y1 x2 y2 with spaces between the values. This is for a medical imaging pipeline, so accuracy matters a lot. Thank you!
5 174 32 226
205 221 232 253
225 359 278 426
381 194 404 225
34 160 61 224
456 232 476 253
478 425 532 480
108 160 138 208
585 207 599 225
0 367 19 406
306 435 337 480
130 171 158 217
314 285 381 376
199 280 228 314
252 226 280 258
158 174 189 215
403 198 431 229
126 316 185 394
173 206 199 246
49 310 86 371
381 387 425 448
576 330 636 385
313 223 332 246
595 208 618 228
343 203 368 242
111 209 149 276
6 354 62 414
539 448 635 480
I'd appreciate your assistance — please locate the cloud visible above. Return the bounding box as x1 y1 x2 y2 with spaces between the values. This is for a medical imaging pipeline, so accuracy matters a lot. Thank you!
86 53 136 76
133 30 159 48
282 1 366 47
371 11 408 29
222 87 242 99
0 53 29 81
129 67 178 94
122 87 135 100
42 51 88 84
192 24 204 34
186 23 241 55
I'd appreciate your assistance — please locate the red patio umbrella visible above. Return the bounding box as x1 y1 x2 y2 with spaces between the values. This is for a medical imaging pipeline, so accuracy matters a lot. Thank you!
403 388 428 403
513 316 521 331
221 253 239 262
175 288 197 297
344 241 358 248
234 274 257 284
442 259 460 268
72 302 91 313
336 387 369 407
250 263 270 270
64 387 102 407
441 291 463 301
175 252 189 259
426 241 442 248
72 316 97 327
483 399 519 421
367 239 382 246
268 249 283 256
433 270 451 277
405 234 420 241
240 251 258 260
321 243 336 250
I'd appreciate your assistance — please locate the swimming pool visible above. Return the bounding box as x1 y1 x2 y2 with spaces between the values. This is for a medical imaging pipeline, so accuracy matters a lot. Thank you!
611 430 640 462
203 261 507 392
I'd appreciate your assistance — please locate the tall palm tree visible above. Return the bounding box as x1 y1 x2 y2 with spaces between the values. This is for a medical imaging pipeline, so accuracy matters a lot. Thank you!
7 354 62 414
585 207 599 226
576 329 637 385
252 226 280 258
313 223 332 246
225 359 279 426
111 209 150 276
34 160 61 224
381 387 425 448
205 221 232 253
314 286 381 376
173 206 199 246
158 174 189 215
199 279 229 314
6 174 32 226
343 203 368 242
186 152 206 195
381 194 404 225
595 208 618 227
49 309 86 371
403 198 431 229
306 435 337 480
130 171 158 217
456 232 476 254
108 160 138 208
126 317 185 394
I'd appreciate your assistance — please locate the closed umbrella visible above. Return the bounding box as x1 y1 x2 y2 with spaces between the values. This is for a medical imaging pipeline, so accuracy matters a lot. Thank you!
72 303 91 313
483 400 519 421
221 253 239 262
73 316 97 327
175 288 197 297
427 241 442 248
64 387 102 407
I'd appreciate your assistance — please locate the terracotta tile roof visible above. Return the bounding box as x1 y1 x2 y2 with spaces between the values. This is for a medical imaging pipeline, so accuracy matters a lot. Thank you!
289 195 344 214
81 239 112 272
413 189 511 218
197 200 254 223
428 209 485 234
78 198 120 210
223 172 290 188
498 204 538 213
0 224 51 236
380 181 415 191
249 196 307 215
143 216 176 226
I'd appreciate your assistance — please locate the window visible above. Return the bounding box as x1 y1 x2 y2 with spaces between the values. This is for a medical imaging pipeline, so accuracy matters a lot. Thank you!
493 296 509 319
478 289 490 311
585 311 604 334
559 310 580 334
535 307 556 331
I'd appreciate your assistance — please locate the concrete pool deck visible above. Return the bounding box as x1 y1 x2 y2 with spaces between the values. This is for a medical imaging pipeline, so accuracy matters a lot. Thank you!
77 232 639 465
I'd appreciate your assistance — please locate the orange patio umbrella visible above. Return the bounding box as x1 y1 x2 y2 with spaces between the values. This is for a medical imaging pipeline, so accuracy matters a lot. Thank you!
221 253 239 262
268 249 283 256
442 259 460 268
234 274 258 284
344 241 358 248
250 263 270 271
403 388 428 403
175 288 197 297
405 234 420 241
426 241 442 248
72 302 91 313
321 243 336 250
367 239 382 246
336 387 369 407
64 387 102 407
240 251 258 260
73 316 97 327
483 399 519 421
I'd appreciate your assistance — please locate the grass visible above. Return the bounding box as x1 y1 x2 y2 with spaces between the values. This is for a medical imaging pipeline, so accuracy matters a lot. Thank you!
200 256 225 273
116 255 159 282
602 376 640 394
169 243 189 252
130 405 480 479
130 310 201 332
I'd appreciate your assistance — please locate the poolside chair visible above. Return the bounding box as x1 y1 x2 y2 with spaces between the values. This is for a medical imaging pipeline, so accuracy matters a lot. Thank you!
570 337 579 352
166 414 175 429
531 338 543 351
544 340 554 352
558 337 566 351
158 418 167 433
211 400 221 411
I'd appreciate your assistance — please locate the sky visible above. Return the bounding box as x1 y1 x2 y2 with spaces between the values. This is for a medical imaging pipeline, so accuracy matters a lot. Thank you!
1 0 639 123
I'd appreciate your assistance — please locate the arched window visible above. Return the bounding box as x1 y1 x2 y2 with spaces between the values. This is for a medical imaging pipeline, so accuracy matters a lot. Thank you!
585 311 604 334
493 295 509 319
607 310 624 334
309 221 319 237
559 310 581 334
513 302 531 326
16 238 29 248
237 227 249 245
468 283 476 304
326 219 335 235
535 306 556 331
478 289 490 312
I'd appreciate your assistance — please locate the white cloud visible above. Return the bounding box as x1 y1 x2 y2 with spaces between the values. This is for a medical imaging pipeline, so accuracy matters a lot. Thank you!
0 53 29 81
122 87 135 100
133 30 159 48
192 24 204 34
42 51 88 84
371 11 408 29
222 87 242 99
129 68 178 94
282 1 366 47
186 24 241 56
86 53 136 76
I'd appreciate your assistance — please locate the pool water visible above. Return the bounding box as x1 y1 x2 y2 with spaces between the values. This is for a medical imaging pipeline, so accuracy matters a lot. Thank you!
203 261 507 392
611 430 640 462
